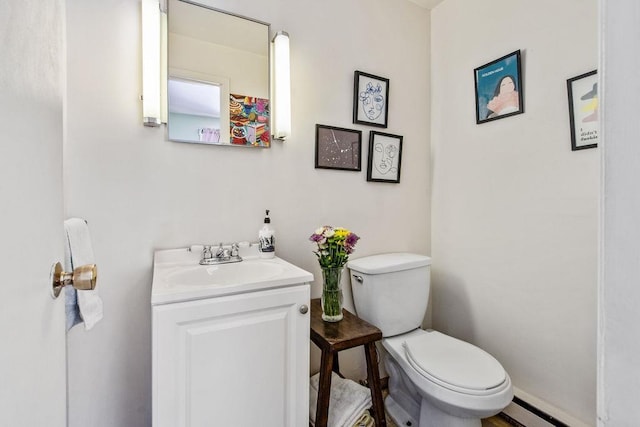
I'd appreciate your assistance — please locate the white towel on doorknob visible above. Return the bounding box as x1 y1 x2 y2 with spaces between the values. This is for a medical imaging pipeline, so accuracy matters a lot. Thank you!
64 218 103 331
309 371 373 427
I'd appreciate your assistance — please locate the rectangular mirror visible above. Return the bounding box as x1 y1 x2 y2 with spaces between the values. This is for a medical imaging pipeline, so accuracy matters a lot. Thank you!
168 0 271 147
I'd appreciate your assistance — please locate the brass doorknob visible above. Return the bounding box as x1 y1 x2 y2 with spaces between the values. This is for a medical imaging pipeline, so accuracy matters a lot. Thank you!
50 262 97 298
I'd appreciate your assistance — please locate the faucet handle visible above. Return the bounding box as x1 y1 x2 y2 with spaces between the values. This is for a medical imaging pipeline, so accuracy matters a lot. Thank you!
230 242 239 257
202 245 212 260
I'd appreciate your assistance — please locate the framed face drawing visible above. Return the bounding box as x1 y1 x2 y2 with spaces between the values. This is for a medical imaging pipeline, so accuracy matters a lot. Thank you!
474 50 524 124
567 70 598 151
367 131 403 183
315 124 362 171
353 71 389 128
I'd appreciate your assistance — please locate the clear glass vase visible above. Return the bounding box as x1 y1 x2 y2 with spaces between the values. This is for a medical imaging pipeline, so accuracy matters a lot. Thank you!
321 267 344 322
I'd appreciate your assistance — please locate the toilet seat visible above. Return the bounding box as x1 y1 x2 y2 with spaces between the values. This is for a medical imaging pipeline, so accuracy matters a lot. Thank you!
402 331 506 396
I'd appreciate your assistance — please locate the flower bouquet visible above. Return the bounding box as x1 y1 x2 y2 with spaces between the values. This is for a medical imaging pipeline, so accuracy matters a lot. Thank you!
309 226 360 322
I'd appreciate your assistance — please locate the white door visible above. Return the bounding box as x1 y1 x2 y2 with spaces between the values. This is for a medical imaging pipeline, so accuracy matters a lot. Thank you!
0 0 67 425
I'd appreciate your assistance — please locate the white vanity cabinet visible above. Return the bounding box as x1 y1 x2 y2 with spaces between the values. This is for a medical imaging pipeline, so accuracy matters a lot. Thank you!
153 284 309 427
151 249 313 427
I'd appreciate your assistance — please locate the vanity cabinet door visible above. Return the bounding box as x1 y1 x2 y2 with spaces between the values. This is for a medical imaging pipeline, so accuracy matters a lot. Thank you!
153 284 310 427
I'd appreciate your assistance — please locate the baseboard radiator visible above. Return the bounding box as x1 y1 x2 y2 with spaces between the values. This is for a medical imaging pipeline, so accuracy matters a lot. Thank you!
501 397 571 427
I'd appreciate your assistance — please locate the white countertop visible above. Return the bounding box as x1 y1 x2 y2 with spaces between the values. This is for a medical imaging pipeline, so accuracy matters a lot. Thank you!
151 247 314 305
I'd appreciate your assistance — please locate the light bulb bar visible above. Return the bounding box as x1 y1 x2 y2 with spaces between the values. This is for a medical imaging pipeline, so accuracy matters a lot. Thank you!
142 0 161 127
272 31 291 140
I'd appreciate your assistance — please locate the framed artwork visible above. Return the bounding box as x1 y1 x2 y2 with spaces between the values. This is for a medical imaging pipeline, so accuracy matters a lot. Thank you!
474 50 524 124
367 131 403 183
567 70 598 151
315 124 362 171
353 71 389 128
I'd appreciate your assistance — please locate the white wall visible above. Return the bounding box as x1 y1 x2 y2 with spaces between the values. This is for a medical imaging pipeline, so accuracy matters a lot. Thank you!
64 0 430 425
431 0 598 425
599 0 640 425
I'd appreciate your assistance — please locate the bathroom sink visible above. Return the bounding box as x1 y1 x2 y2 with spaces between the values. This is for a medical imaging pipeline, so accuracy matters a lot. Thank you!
165 261 285 287
151 247 314 305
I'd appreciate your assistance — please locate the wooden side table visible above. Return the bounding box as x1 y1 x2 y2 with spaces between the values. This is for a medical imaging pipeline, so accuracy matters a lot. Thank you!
310 298 386 427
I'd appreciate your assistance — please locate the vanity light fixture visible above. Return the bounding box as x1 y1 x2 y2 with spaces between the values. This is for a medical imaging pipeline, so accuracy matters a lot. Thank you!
160 4 168 124
272 31 291 140
142 0 161 127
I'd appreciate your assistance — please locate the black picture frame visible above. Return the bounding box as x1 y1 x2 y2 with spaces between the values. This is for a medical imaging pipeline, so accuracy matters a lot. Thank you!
567 70 598 151
367 131 403 183
353 71 389 128
315 124 362 171
474 50 524 124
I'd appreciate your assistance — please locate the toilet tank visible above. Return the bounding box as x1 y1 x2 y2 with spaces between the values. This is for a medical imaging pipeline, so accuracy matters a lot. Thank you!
347 253 431 337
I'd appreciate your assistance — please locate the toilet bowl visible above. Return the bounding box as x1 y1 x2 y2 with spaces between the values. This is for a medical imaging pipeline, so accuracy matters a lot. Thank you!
383 329 512 426
347 253 513 427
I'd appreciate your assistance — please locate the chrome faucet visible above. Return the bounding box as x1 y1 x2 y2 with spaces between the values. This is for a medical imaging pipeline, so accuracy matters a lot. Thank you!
200 242 242 265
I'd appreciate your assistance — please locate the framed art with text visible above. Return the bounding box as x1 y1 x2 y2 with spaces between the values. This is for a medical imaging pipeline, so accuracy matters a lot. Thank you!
474 50 524 124
567 70 598 151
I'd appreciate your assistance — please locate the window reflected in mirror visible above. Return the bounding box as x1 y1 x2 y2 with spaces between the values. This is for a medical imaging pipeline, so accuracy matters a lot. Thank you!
168 77 222 143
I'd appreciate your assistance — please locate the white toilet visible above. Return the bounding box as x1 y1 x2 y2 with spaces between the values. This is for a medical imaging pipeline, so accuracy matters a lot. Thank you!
348 253 513 427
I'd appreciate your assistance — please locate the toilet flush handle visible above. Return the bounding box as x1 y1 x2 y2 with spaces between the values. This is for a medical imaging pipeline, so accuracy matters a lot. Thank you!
352 274 363 284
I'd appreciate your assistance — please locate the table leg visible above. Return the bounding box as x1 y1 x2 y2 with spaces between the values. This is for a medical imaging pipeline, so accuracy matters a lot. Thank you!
315 349 334 427
364 342 386 427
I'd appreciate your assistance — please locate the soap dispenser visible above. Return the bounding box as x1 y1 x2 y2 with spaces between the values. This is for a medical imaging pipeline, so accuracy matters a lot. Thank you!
258 209 275 258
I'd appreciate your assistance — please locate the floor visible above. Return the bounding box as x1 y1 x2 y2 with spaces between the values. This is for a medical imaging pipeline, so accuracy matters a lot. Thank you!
481 416 523 427
385 413 518 426
384 412 517 427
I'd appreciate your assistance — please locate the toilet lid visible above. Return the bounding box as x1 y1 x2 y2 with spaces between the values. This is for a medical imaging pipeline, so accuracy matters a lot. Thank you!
403 331 506 393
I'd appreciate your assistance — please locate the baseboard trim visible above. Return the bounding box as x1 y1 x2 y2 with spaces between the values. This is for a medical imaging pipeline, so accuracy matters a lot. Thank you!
509 396 570 427
509 387 592 427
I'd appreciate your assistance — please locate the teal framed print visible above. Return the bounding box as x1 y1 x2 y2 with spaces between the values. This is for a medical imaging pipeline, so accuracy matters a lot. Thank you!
474 50 524 124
